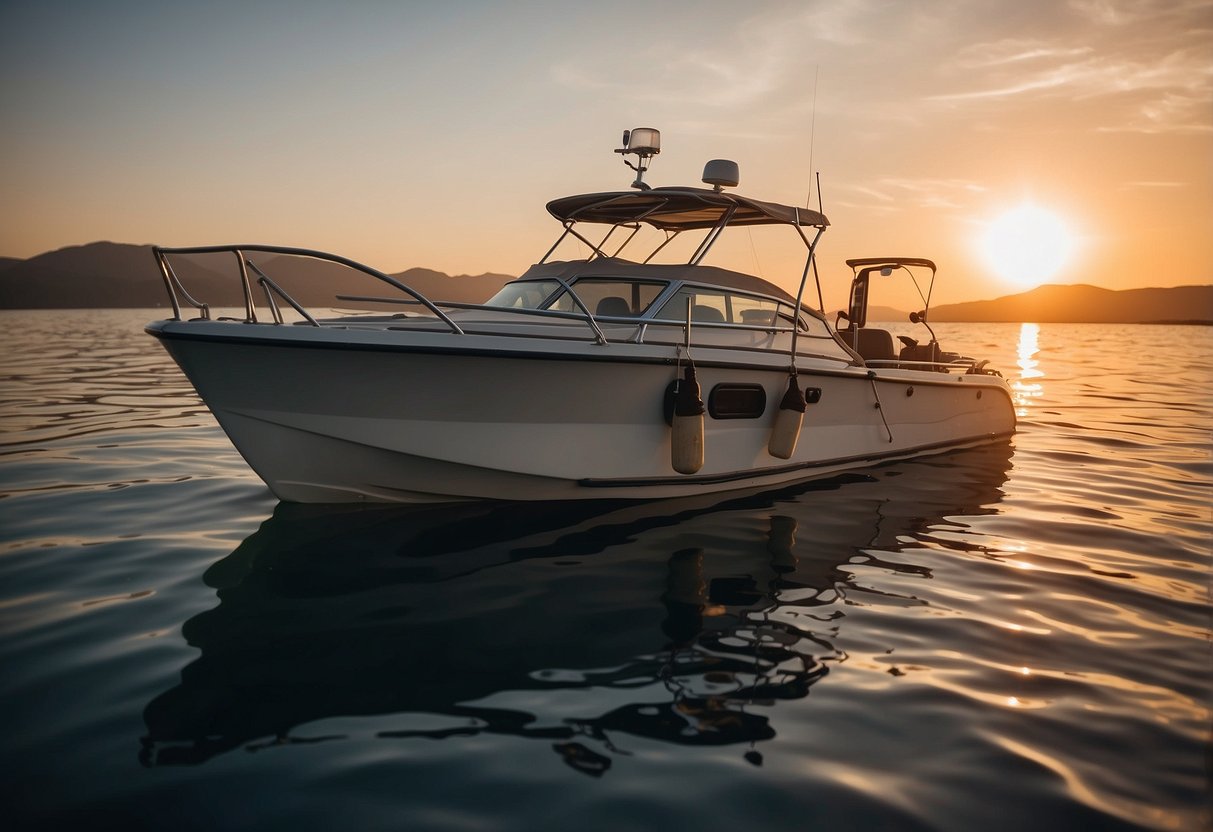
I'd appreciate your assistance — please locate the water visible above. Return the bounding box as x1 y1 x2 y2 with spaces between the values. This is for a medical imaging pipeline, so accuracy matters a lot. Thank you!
1 310 1209 831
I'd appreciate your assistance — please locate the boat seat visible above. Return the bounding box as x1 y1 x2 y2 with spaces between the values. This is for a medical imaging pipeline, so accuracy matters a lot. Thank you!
595 296 631 318
692 305 726 323
855 328 896 364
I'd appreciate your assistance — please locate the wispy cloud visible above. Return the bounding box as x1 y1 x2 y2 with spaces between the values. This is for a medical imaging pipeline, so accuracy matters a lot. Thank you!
934 45 1211 102
838 177 989 212
1118 180 1190 189
926 0 1213 135
550 0 882 114
1067 0 1213 26
952 41 1096 69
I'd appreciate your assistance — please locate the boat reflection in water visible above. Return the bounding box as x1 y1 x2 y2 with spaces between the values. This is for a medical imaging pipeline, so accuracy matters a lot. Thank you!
140 443 1012 773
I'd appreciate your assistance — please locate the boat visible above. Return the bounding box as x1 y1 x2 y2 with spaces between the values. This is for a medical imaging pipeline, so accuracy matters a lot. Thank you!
145 128 1015 503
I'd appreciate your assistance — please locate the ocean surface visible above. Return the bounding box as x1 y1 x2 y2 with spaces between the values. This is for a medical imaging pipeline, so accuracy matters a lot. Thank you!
0 309 1208 831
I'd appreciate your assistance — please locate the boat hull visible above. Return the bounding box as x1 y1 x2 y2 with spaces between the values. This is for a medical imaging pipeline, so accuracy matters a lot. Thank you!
148 320 1016 503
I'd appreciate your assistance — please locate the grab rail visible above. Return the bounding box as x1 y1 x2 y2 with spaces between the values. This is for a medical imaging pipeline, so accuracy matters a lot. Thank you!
152 244 853 359
334 294 809 337
861 357 976 373
154 243 624 345
551 277 607 345
244 259 319 327
152 244 465 334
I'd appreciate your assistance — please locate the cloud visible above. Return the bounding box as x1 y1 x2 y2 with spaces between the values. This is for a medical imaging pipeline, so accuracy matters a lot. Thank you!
1067 0 1213 26
926 1 1213 135
1118 180 1190 189
550 0 882 114
952 41 1096 69
838 177 989 212
933 48 1211 102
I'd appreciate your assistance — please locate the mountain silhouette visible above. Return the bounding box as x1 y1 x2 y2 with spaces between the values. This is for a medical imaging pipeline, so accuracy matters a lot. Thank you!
0 242 513 309
1 242 1208 322
928 283 1213 323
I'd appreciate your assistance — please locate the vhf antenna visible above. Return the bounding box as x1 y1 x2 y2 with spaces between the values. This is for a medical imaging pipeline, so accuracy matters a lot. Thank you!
805 65 819 207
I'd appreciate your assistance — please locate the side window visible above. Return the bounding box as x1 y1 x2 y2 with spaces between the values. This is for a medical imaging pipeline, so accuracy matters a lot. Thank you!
550 280 664 317
658 288 730 322
657 288 785 326
732 296 780 327
793 309 831 337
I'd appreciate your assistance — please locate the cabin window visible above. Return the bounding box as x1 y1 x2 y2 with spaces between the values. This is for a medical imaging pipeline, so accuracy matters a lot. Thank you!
656 288 802 329
485 280 561 310
658 288 729 322
732 296 781 326
708 384 767 419
798 314 834 339
547 279 665 317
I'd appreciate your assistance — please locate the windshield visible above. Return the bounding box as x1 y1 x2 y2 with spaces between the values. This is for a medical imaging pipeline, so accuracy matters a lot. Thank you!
484 280 561 309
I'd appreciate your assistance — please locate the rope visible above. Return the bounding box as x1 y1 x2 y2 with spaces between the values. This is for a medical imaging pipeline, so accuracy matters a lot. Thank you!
867 371 894 443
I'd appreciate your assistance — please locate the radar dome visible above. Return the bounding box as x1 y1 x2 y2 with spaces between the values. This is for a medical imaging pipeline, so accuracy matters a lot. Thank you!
702 159 739 190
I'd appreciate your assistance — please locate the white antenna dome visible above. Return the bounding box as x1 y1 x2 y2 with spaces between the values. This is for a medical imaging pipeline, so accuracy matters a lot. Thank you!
702 159 739 191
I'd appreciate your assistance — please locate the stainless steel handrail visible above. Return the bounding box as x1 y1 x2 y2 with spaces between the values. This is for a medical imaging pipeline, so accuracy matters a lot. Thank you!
337 292 805 334
550 277 607 345
861 357 973 372
338 288 614 345
152 244 465 334
154 244 861 362
234 249 257 322
153 246 211 320
244 259 319 327
334 295 812 337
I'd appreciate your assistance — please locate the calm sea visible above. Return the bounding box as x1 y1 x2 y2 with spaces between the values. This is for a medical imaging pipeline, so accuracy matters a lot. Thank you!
0 310 1208 831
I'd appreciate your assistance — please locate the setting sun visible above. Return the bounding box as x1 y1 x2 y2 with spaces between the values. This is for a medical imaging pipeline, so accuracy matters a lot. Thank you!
979 204 1076 288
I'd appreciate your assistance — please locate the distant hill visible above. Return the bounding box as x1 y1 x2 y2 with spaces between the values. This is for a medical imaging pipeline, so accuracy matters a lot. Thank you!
865 305 911 323
2 243 1209 323
929 283 1213 323
0 242 513 309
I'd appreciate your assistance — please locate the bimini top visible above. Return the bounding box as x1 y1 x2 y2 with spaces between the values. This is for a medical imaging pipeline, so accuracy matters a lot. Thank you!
547 187 830 231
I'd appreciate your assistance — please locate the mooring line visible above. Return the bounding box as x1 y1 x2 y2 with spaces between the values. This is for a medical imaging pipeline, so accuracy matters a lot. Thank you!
867 371 894 443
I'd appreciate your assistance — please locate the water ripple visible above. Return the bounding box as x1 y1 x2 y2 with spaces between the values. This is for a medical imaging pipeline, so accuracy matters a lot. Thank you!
0 313 1208 831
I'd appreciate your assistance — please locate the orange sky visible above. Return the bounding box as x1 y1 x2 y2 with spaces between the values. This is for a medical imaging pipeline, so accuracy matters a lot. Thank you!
1 0 1209 306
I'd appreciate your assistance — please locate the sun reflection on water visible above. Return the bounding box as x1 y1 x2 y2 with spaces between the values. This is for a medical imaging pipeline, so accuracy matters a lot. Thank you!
1012 322 1043 416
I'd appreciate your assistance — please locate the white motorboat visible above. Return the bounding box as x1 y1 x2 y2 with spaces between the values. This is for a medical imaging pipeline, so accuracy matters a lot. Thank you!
146 128 1015 503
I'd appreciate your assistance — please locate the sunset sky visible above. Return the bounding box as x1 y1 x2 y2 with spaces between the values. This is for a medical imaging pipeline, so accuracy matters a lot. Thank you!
1 0 1209 305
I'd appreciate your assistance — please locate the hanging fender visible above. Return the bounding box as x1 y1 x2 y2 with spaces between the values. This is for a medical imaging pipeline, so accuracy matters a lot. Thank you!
768 374 806 459
671 364 705 474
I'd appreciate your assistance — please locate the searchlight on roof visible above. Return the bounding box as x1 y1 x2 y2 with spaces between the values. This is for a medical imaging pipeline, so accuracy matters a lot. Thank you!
615 127 661 190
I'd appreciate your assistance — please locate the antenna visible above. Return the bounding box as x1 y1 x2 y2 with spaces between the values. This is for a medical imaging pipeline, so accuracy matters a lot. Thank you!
805 65 819 208
615 127 661 190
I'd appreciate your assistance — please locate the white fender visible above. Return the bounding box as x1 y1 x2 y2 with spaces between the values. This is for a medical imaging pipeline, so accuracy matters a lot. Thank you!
768 375 806 459
671 365 705 474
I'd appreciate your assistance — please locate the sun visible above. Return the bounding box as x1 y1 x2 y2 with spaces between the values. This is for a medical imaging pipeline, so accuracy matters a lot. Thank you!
979 203 1075 288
